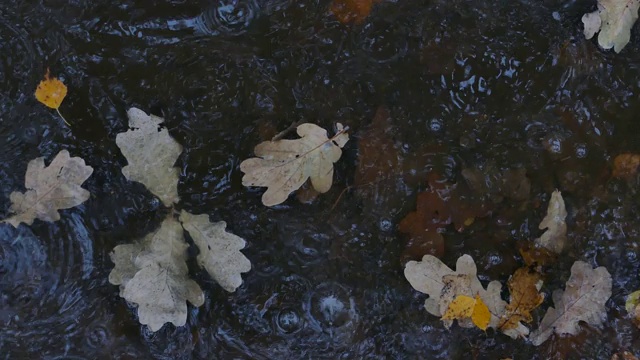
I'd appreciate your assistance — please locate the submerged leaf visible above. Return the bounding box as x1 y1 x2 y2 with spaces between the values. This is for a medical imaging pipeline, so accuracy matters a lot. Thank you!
180 211 251 292
35 68 67 110
612 153 640 180
330 0 377 24
534 190 567 254
240 123 349 206
109 217 204 332
115 108 182 206
2 150 93 227
529 261 612 346
582 0 640 53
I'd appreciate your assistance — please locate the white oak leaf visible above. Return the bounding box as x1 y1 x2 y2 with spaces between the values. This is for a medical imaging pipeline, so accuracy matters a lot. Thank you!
108 243 143 296
179 210 251 292
240 123 349 206
109 217 204 332
529 261 612 346
2 150 93 227
534 190 567 254
116 108 182 206
582 0 640 53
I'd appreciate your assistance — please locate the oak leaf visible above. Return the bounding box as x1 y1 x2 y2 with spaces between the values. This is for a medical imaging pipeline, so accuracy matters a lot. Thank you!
115 108 182 206
498 267 544 337
179 211 251 292
529 261 612 346
534 190 567 254
442 294 491 330
109 217 204 332
240 123 349 206
2 150 93 227
582 0 640 53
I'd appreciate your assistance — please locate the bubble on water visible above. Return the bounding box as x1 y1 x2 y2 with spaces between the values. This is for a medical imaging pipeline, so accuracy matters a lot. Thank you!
195 0 259 36
85 324 110 348
429 118 443 132
379 219 393 232
543 133 563 154
575 143 588 158
275 308 303 334
304 282 357 332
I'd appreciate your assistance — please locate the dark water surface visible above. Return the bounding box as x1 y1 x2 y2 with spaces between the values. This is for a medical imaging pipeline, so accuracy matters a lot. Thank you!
2 0 640 358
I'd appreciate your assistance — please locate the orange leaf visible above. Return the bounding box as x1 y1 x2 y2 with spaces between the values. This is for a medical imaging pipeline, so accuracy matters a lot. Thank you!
35 68 67 110
330 0 377 25
612 153 640 180
442 294 491 330
499 267 544 331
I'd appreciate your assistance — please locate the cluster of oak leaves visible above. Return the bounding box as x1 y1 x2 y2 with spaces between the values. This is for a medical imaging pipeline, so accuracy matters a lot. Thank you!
2 0 640 347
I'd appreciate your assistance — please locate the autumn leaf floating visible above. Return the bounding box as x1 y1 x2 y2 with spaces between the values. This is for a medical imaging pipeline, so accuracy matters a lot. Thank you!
1 150 93 227
443 294 491 330
625 290 640 325
582 0 640 53
109 107 251 332
35 68 70 125
330 0 378 25
240 122 349 206
404 255 612 344
534 190 567 254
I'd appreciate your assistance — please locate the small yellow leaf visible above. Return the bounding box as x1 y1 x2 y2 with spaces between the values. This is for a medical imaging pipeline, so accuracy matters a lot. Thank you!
442 294 490 330
626 290 640 322
35 68 67 110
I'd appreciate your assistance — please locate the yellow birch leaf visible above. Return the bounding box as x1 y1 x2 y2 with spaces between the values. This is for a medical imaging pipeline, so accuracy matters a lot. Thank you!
442 294 491 330
35 68 67 109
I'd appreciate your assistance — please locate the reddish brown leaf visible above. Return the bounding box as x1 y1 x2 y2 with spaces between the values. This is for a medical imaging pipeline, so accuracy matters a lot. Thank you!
330 0 377 25
612 153 640 180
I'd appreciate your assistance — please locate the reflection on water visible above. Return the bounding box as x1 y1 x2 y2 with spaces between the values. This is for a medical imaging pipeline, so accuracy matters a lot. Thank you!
1 0 640 358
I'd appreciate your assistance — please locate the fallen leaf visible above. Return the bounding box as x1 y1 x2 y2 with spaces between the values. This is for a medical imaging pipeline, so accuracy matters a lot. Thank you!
179 210 251 292
109 217 205 332
498 267 544 337
519 244 558 268
2 150 93 227
612 153 640 180
330 0 377 24
529 261 612 346
35 68 67 110
582 0 640 53
115 108 182 206
611 351 639 360
354 106 404 211
404 254 507 329
240 123 349 206
534 190 567 254
625 290 640 323
442 294 491 330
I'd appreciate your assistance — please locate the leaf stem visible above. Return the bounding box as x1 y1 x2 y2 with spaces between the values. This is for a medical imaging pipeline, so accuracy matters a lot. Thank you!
56 108 71 126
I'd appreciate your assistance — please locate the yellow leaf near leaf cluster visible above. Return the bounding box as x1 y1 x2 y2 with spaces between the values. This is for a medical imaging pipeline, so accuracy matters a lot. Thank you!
626 290 640 322
442 294 491 330
35 69 67 109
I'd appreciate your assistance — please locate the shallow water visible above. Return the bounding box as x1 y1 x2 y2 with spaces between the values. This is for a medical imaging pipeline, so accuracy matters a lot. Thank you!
1 0 640 358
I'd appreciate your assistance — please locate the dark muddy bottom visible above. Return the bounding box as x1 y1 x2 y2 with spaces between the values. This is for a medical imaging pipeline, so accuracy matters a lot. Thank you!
1 0 640 359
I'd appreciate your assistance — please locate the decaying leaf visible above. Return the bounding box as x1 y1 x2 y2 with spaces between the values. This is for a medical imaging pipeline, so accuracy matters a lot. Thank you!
442 294 491 330
582 0 640 53
612 153 640 180
116 108 182 206
625 290 640 323
534 190 567 254
2 150 93 227
109 217 204 332
404 254 507 330
179 211 251 292
240 123 349 206
611 351 640 360
498 267 544 336
330 0 377 24
529 261 612 346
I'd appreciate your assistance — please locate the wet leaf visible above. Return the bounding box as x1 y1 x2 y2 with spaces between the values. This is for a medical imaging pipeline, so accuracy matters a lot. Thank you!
582 0 640 53
2 150 93 227
612 153 640 180
330 0 377 24
498 267 544 338
240 123 349 206
519 244 558 268
35 68 67 110
625 290 640 323
529 261 612 346
534 190 567 254
179 211 251 292
109 217 205 332
115 108 183 207
611 351 640 360
404 254 507 330
442 294 491 330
